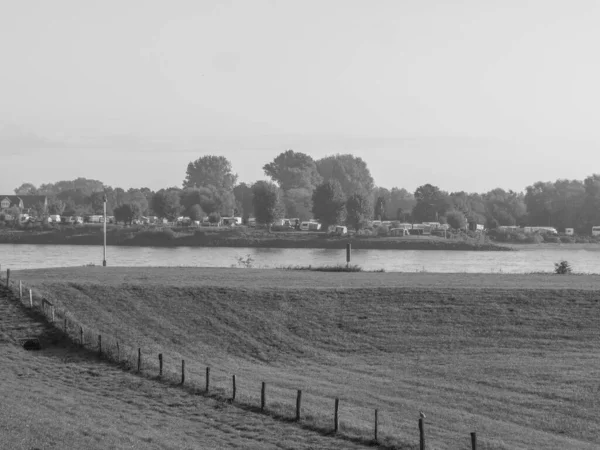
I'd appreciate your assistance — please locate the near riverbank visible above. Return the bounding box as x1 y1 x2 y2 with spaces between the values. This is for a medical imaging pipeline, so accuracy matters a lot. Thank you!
0 225 510 251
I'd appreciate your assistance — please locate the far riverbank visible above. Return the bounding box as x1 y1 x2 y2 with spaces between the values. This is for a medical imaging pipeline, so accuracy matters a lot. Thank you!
0 226 510 251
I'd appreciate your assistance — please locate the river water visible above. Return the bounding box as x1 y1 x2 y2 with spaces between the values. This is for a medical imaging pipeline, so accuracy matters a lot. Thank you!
1 244 600 273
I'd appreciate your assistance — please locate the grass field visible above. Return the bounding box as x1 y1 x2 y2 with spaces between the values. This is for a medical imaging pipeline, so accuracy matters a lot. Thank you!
5 267 600 449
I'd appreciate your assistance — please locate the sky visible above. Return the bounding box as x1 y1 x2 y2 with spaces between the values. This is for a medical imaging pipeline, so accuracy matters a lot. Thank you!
2 0 600 194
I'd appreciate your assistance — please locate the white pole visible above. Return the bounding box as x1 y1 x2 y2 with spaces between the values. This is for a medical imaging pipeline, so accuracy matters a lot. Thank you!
103 195 107 267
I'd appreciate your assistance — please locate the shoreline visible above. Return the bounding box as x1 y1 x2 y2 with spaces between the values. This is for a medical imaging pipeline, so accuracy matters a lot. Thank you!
0 228 510 251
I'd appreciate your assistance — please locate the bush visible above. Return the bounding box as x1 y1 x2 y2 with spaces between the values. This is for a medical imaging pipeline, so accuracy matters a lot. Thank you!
560 236 575 244
554 260 572 274
375 225 390 237
543 234 561 243
136 229 176 241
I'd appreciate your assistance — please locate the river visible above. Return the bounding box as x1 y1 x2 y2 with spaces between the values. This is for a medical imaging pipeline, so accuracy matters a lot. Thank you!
1 244 600 273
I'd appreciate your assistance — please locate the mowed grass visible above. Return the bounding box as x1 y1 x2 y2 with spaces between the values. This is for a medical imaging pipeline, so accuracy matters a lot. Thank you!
11 267 600 449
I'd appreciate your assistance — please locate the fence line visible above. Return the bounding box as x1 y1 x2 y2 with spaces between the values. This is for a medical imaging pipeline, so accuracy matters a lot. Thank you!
1 268 482 449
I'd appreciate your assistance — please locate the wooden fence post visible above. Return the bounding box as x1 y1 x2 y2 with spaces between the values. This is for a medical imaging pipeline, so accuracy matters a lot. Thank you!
137 348 141 372
181 360 185 385
334 398 339 433
232 375 236 401
374 409 379 444
29 289 32 307
261 382 266 411
6 268 10 287
158 353 163 377
296 390 302 421
471 432 477 450
206 367 210 392
98 335 102 355
419 418 425 450
80 326 84 347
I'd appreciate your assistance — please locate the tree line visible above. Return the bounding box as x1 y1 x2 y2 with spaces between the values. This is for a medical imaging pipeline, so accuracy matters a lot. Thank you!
10 150 600 233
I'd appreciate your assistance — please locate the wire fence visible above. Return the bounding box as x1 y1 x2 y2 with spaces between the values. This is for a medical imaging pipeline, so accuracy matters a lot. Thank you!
0 266 484 450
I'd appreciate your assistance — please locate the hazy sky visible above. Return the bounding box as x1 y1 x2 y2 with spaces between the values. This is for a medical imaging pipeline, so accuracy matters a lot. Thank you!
2 0 600 194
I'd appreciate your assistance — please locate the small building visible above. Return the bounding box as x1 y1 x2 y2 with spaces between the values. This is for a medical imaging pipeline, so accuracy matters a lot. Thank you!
565 228 574 236
334 225 347 235
390 227 409 236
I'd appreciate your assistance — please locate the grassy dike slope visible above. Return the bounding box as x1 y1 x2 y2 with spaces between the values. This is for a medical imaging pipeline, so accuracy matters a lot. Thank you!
13 268 600 449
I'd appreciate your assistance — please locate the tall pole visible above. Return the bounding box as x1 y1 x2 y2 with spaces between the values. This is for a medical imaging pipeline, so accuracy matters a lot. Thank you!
103 194 107 267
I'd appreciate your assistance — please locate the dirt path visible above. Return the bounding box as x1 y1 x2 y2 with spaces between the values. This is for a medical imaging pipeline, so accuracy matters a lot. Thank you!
0 287 373 450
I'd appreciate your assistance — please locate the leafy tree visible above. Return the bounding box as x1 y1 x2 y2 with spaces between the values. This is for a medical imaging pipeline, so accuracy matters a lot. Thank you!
151 189 182 221
346 193 371 231
47 198 66 215
374 196 386 221
263 150 322 191
233 182 254 220
389 187 416 218
208 211 221 224
252 181 284 229
14 183 38 195
88 192 106 214
445 210 467 229
180 186 233 216
113 203 141 225
412 184 451 223
312 180 346 228
183 155 237 191
188 204 204 221
283 188 313 221
316 154 374 197
29 201 47 219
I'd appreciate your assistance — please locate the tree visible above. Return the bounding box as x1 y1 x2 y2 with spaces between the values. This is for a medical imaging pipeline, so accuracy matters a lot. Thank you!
183 155 238 191
47 198 66 215
188 204 204 221
374 196 386 221
412 184 451 223
151 189 182 221
208 211 221 224
312 180 346 228
180 186 234 216
14 183 38 195
316 154 374 197
263 150 322 191
283 188 313 221
445 210 467 229
88 191 106 214
346 193 371 231
252 181 284 229
113 203 141 225
233 183 254 220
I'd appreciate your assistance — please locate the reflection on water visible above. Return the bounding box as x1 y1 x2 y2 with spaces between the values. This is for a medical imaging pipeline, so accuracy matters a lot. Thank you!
1 244 599 274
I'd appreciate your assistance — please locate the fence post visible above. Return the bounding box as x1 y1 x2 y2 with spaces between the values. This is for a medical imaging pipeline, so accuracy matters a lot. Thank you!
181 360 185 385
116 341 120 361
471 432 477 450
6 268 10 287
334 398 339 433
374 409 378 444
419 418 425 450
296 390 302 421
137 348 141 372
346 243 351 268
158 353 163 377
98 335 102 355
232 375 236 401
80 326 84 347
19 281 22 300
29 289 32 307
261 382 266 411
206 367 210 392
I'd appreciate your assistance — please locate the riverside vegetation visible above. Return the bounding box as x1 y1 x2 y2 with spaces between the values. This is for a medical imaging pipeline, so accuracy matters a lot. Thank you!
4 267 600 449
0 223 509 251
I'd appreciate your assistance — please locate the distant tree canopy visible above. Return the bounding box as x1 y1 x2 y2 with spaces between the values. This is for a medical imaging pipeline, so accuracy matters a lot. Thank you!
151 189 182 221
233 182 254 219
14 183 38 195
346 193 371 231
316 154 374 198
312 180 346 228
263 150 322 191
113 203 141 225
183 155 237 191
252 181 284 227
445 210 467 230
412 184 450 223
